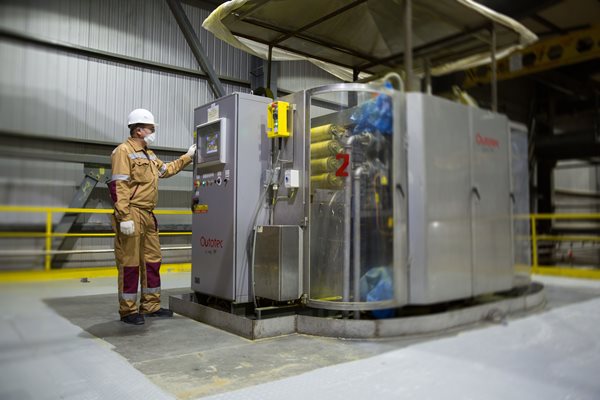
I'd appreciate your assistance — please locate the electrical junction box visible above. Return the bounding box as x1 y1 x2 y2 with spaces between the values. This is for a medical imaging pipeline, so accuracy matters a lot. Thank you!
284 169 300 188
267 101 290 138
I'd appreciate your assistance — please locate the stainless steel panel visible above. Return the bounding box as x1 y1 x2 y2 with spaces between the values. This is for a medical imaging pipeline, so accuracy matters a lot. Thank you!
254 225 302 301
273 91 308 227
234 93 271 301
272 91 310 299
407 93 473 304
309 189 345 300
470 108 513 295
192 93 271 303
392 92 408 306
510 123 531 286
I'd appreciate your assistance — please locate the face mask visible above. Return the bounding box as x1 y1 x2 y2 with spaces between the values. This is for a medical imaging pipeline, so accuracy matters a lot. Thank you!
143 132 156 145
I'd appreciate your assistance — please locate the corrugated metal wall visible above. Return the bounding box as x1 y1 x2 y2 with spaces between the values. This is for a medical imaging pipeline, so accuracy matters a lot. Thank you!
0 0 342 270
278 60 342 93
0 0 250 148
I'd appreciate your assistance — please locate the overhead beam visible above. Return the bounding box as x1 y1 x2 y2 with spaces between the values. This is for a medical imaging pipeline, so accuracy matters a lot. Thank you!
231 30 370 73
269 0 367 45
166 0 226 98
0 131 189 167
530 14 565 35
240 17 381 64
463 25 600 90
530 71 599 100
359 24 487 70
234 0 272 20
476 0 562 19
536 130 600 159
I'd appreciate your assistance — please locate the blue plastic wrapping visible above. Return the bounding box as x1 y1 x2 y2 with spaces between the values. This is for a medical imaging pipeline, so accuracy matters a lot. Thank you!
351 84 393 135
359 266 395 318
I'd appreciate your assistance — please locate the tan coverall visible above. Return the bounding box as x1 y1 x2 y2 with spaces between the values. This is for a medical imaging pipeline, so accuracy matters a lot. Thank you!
109 137 191 317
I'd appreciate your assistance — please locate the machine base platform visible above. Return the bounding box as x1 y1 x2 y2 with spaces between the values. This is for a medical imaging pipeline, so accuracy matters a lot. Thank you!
169 283 545 340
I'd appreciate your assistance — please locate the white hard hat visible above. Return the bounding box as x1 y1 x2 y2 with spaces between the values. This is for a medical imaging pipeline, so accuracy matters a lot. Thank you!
127 108 158 126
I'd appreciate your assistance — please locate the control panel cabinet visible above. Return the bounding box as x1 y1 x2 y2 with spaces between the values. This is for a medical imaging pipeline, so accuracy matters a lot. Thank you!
191 93 271 303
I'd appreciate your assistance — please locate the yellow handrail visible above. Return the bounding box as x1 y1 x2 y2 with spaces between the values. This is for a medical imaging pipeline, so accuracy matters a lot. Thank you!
529 213 600 271
1 206 598 279
0 205 192 272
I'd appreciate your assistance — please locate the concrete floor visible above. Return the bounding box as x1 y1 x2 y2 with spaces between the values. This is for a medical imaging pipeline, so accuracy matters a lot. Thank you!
1 273 599 399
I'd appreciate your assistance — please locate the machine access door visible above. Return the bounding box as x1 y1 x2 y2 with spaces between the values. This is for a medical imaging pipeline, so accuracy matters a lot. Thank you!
470 109 513 296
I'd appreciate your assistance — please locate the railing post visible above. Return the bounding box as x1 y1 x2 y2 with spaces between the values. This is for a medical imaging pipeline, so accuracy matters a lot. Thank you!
531 215 538 269
45 210 52 271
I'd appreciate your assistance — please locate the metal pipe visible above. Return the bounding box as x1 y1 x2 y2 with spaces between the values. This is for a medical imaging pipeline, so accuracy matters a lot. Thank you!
267 45 273 92
166 0 226 98
0 246 191 257
404 0 413 91
491 22 498 112
424 58 432 94
343 176 352 306
342 135 362 305
353 166 364 320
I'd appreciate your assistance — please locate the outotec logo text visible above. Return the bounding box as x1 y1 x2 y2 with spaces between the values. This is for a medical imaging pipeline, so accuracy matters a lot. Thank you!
475 133 499 149
200 236 223 248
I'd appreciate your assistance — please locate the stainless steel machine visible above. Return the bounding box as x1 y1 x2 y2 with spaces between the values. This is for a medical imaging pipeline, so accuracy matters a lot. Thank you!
406 93 513 304
191 83 525 314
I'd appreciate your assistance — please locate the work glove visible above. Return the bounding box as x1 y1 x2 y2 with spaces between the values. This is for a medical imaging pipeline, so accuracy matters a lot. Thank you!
120 220 135 236
185 143 197 158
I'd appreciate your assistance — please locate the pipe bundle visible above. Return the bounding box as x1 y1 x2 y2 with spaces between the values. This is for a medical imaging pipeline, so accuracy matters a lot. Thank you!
310 124 346 190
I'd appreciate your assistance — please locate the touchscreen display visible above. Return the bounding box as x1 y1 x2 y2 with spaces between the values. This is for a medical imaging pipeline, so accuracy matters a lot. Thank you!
206 132 219 154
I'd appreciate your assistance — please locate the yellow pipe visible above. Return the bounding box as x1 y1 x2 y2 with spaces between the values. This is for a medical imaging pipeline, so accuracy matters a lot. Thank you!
45 211 52 271
0 233 47 238
311 173 343 190
531 216 538 268
0 232 192 238
0 206 112 214
532 213 600 219
537 235 600 242
310 140 342 159
311 156 342 175
153 210 192 215
533 266 600 280
0 205 191 215
310 124 345 143
0 263 191 283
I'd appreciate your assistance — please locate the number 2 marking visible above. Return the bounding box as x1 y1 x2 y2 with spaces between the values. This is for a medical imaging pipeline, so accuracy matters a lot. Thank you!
335 153 349 177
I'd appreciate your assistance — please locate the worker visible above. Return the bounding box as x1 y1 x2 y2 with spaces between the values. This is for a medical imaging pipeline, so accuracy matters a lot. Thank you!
109 108 196 325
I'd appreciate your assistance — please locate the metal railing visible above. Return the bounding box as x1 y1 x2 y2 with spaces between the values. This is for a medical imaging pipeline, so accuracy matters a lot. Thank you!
529 213 600 274
1 206 598 279
0 205 192 271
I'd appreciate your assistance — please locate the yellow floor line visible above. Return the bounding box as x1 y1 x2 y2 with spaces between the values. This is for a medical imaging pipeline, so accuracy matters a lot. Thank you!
0 263 191 283
532 266 600 280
